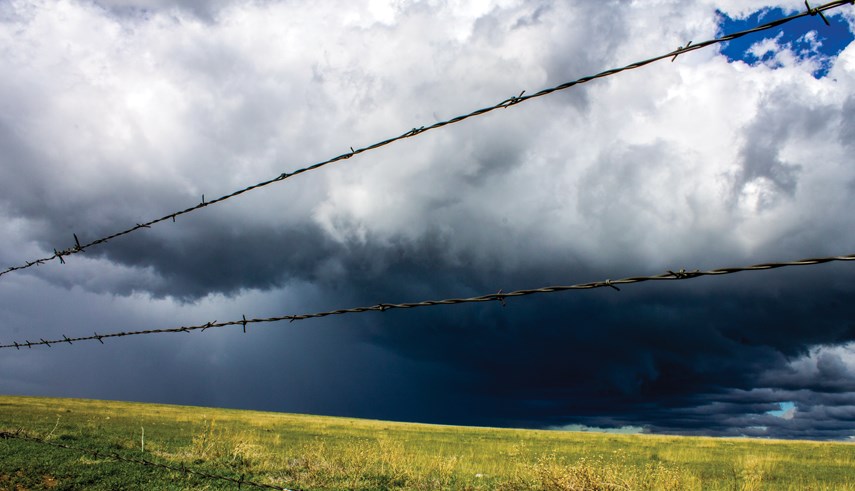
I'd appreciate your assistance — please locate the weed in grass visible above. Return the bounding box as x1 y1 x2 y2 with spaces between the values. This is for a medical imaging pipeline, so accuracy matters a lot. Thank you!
487 446 706 491
183 418 265 472
732 454 776 491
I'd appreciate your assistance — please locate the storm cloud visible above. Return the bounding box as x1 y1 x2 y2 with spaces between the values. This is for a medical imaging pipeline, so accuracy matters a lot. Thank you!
1 0 854 440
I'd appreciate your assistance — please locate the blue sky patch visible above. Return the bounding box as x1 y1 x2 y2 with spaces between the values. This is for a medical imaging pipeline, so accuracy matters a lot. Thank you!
718 7 854 78
767 401 796 418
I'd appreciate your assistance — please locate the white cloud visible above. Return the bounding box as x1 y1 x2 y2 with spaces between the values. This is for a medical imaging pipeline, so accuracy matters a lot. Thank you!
703 0 808 18
549 424 645 434
3 0 851 279
765 343 855 388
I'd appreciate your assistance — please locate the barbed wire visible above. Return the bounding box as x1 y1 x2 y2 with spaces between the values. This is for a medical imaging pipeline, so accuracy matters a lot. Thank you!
0 429 304 491
1 0 850 281
2 253 853 351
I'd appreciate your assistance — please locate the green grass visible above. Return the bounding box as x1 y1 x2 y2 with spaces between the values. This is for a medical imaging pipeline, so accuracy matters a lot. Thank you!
1 395 854 490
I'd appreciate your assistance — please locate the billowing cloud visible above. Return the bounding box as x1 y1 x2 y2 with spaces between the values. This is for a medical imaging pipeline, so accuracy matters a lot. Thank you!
1 0 854 439
92 0 238 20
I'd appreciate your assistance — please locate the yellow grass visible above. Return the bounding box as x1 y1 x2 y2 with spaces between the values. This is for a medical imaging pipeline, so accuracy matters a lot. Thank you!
2 395 855 490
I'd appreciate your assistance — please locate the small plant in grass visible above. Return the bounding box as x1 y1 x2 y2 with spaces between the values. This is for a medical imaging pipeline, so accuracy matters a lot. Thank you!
732 454 775 491
184 418 264 472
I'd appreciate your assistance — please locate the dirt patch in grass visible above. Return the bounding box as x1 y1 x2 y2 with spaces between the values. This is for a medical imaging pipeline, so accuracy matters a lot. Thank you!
0 471 30 491
41 475 58 488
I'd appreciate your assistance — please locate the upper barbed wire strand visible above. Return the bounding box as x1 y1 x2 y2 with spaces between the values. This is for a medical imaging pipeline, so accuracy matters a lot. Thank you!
1 0 851 280
3 253 853 350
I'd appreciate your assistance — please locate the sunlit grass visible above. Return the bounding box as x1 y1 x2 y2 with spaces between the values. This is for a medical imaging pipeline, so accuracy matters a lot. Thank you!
1 395 854 490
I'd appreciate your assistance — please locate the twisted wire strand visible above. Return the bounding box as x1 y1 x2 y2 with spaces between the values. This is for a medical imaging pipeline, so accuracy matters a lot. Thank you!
0 430 304 491
3 253 853 350
1 0 850 280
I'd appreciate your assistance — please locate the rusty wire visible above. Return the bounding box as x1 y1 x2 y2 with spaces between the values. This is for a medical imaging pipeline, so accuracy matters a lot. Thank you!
2 253 853 350
0 429 304 491
1 0 851 281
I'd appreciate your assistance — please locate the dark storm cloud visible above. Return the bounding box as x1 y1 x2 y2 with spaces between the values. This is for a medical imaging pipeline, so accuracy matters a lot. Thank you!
66 221 339 300
326 256 855 438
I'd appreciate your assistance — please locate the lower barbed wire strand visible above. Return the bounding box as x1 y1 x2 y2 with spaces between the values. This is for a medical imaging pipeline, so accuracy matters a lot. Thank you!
1 253 852 350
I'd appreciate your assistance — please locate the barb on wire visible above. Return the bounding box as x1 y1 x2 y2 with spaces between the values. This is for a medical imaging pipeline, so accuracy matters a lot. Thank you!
671 41 692 61
2 253 853 351
0 430 304 491
0 0 850 281
806 0 832 25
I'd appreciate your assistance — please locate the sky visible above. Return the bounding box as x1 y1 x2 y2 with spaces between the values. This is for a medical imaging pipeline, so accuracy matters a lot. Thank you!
1 0 854 441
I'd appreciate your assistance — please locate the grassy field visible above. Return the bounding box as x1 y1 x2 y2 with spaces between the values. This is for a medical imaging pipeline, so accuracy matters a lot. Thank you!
1 395 854 490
